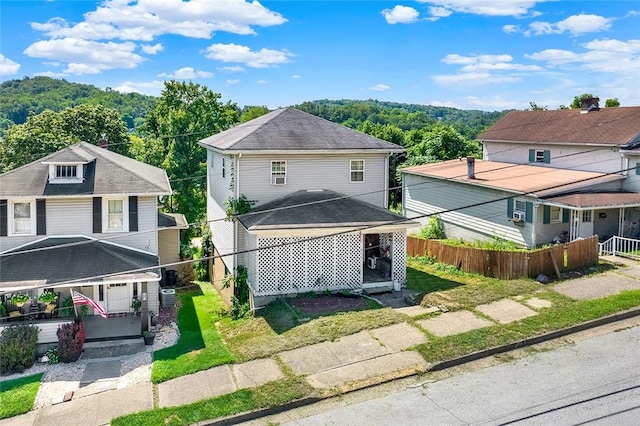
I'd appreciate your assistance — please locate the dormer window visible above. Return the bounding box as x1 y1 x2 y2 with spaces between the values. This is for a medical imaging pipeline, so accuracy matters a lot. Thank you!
48 164 82 183
56 165 77 179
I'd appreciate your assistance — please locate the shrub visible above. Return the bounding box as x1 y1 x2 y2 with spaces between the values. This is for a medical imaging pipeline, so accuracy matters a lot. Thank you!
177 262 195 287
420 215 445 240
58 296 74 317
57 319 85 363
0 324 39 374
45 346 59 365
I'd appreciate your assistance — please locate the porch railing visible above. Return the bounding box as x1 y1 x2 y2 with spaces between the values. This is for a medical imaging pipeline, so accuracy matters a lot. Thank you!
599 236 640 260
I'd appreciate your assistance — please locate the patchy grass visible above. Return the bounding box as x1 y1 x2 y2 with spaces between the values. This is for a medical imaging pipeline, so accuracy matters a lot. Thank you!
0 373 43 419
112 376 314 426
406 257 544 309
151 282 234 383
415 289 640 363
218 301 406 363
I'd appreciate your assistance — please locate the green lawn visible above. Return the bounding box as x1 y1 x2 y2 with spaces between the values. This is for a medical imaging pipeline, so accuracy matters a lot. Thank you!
0 373 43 419
151 282 234 383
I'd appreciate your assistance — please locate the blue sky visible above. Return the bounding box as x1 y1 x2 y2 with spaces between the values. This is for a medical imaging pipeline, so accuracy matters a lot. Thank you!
1 1 639 111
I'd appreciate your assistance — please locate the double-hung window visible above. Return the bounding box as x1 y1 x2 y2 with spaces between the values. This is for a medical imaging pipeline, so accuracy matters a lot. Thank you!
56 165 77 179
350 160 364 183
271 161 286 185
550 206 562 223
103 198 128 232
11 201 35 235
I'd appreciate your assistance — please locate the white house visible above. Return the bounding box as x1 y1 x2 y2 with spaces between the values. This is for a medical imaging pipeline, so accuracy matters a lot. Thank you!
403 100 640 248
198 107 415 308
0 142 174 341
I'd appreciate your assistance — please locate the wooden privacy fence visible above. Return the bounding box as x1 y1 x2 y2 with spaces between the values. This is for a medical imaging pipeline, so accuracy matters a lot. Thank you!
407 235 599 280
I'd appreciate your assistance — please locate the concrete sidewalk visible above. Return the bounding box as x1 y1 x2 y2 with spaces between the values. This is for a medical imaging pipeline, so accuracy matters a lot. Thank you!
4 258 640 425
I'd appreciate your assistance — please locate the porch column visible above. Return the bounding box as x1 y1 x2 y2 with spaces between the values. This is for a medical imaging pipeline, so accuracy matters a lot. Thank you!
141 282 148 334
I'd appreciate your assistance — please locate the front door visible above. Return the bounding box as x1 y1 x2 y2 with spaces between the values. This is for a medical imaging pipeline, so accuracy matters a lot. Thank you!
107 283 129 313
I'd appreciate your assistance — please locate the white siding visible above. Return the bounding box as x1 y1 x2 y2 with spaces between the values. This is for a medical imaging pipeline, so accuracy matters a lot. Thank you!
484 142 623 174
622 157 640 193
0 196 159 253
403 173 533 247
208 198 235 273
237 153 388 207
147 281 159 314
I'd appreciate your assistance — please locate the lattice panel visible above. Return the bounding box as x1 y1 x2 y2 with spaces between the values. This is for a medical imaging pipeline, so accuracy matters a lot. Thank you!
253 234 362 296
392 231 407 285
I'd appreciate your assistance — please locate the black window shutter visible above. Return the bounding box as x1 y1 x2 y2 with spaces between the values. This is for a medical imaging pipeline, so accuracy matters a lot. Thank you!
93 197 102 233
543 150 551 164
129 196 138 232
525 201 534 223
636 163 640 175
562 208 570 223
507 198 514 218
0 200 7 237
543 205 551 224
528 149 535 163
36 199 46 235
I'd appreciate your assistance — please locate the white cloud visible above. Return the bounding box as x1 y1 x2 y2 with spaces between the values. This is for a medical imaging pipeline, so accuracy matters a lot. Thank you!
369 84 390 91
292 74 301 79
464 95 522 109
23 38 145 74
34 71 68 78
529 14 612 36
113 80 165 95
203 43 292 68
442 53 514 65
527 38 640 75
141 43 163 54
30 0 287 41
429 6 453 18
381 5 419 24
157 67 213 79
257 79 267 84
226 79 240 85
432 72 521 85
417 1 545 17
219 65 245 73
0 54 20 76
502 24 520 34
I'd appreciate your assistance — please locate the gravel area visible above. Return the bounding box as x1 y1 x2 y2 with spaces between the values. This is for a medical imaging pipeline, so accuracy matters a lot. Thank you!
1 320 180 409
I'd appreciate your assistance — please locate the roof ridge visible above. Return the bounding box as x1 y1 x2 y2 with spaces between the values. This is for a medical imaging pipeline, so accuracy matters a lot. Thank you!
79 142 170 193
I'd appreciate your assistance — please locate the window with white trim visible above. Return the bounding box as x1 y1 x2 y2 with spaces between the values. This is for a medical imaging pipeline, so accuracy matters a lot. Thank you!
550 206 562 223
350 160 364 183
534 150 545 163
56 165 77 179
10 201 36 235
102 198 128 232
582 210 593 223
271 161 286 185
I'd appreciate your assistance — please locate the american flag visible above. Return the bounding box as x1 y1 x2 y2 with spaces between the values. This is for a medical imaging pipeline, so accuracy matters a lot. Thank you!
71 290 108 319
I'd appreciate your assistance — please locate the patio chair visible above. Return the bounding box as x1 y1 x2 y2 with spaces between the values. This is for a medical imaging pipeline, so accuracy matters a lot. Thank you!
9 310 22 322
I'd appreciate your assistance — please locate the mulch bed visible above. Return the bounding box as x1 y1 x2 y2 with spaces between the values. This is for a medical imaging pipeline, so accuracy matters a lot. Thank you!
287 294 369 316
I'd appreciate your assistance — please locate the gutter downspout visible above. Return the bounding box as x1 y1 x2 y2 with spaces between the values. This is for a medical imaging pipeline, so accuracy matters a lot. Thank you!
384 153 390 209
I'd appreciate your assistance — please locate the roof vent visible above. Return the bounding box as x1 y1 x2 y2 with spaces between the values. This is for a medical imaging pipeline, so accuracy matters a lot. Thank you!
580 97 600 113
465 156 475 179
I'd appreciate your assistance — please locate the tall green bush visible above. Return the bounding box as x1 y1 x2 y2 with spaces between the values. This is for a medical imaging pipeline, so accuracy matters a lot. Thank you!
0 324 39 374
420 215 445 239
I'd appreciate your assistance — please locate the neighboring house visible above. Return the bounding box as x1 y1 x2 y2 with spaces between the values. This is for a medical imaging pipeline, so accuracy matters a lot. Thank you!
198 107 414 308
403 99 640 248
158 212 189 273
0 142 174 341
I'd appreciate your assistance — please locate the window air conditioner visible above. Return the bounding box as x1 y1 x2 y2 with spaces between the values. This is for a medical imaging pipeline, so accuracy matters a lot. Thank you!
513 211 525 222
274 176 286 185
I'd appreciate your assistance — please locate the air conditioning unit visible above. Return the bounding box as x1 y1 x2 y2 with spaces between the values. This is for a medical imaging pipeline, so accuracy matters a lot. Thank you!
513 211 525 222
274 176 286 185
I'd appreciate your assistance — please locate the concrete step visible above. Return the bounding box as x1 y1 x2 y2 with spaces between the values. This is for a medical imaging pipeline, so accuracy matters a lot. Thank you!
83 338 145 359
363 285 394 295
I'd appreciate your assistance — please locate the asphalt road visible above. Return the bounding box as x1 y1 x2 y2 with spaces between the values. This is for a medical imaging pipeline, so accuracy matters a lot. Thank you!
278 325 640 425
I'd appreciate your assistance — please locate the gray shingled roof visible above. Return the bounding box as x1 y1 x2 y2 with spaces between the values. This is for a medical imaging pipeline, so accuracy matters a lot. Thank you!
0 237 159 290
478 107 640 147
198 107 406 153
238 190 414 231
0 142 172 198
158 212 189 229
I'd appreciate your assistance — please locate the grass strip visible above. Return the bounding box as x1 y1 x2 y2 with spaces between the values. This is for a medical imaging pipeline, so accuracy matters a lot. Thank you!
151 282 234 383
416 290 640 363
112 376 313 426
0 373 43 419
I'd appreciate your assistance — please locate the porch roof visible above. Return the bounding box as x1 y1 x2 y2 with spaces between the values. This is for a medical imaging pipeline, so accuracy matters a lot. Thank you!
0 237 159 293
542 192 640 209
238 190 417 232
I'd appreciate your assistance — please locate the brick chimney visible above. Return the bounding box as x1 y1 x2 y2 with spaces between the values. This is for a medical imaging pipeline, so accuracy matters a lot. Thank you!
98 134 108 149
580 97 600 113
